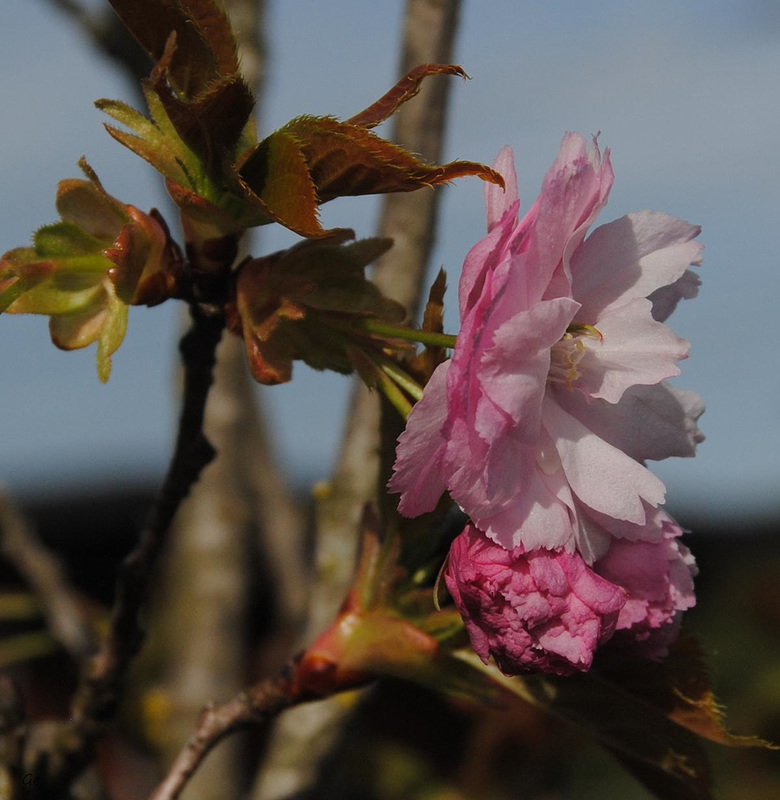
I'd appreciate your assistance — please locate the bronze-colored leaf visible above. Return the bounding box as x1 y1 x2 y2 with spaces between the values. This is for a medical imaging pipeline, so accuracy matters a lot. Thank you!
106 0 239 97
448 651 716 800
150 72 255 163
408 268 448 379
347 64 467 129
599 634 777 750
147 35 254 161
237 129 334 238
238 116 502 237
279 115 503 204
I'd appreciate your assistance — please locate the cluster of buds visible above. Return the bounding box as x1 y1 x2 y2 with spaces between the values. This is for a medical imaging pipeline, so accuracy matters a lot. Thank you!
0 160 180 380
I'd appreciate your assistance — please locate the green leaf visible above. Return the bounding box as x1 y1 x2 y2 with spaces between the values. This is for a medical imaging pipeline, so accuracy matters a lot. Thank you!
34 222 105 257
97 284 129 382
57 176 128 239
9 277 104 316
0 278 24 314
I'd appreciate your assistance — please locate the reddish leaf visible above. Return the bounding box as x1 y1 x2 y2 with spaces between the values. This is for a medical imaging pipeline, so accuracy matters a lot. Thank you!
447 651 716 800
148 35 254 161
599 634 776 750
236 129 333 238
281 115 502 203
106 0 239 96
239 116 503 237
57 179 127 240
229 233 403 383
347 64 468 129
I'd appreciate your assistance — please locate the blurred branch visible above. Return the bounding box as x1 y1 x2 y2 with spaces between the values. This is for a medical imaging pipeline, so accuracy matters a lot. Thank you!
372 0 462 317
35 303 225 793
143 3 306 798
223 0 309 645
41 0 150 84
251 2 462 797
0 491 95 660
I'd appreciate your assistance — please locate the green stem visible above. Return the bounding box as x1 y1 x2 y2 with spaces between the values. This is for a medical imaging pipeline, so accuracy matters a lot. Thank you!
361 319 457 350
375 355 425 402
362 353 413 419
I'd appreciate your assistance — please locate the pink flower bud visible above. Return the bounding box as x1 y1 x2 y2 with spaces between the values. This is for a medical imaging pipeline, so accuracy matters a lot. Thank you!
444 523 626 676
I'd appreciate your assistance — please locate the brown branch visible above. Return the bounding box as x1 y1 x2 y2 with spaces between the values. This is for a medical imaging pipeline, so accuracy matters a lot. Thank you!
0 493 95 660
251 2 462 797
149 668 316 800
35 302 225 792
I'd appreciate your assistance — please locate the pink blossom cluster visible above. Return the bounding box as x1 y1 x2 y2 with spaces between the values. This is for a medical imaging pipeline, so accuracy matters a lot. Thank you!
390 134 702 675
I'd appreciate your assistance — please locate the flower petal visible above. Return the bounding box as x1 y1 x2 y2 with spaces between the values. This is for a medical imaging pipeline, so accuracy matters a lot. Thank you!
390 360 450 516
479 296 579 441
649 268 702 322
543 395 666 524
576 297 690 403
570 211 702 321
554 382 704 461
486 145 519 232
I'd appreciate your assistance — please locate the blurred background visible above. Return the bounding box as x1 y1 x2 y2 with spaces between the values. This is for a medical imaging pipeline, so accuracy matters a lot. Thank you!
1 2 779 798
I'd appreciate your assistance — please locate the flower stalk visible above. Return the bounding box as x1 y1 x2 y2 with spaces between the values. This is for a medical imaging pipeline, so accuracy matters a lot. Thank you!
360 318 457 350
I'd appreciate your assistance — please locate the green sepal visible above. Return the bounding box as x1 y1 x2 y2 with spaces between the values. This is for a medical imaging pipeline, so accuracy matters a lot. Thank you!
34 222 106 258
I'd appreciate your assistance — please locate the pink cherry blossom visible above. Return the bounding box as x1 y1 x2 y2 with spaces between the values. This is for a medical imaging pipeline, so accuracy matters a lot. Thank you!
390 135 703 561
444 522 626 675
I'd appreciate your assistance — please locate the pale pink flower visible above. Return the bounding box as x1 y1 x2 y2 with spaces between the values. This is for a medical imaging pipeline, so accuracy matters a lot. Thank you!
390 135 703 561
444 523 626 675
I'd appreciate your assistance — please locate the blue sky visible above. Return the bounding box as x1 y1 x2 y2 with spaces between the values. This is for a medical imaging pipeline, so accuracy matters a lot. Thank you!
1 1 779 520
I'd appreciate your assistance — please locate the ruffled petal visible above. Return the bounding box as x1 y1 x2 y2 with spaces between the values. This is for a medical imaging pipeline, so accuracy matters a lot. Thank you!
575 297 690 403
571 211 702 321
649 268 702 322
486 145 519 232
478 297 579 441
390 360 450 516
543 394 666 524
554 381 704 462
445 524 625 675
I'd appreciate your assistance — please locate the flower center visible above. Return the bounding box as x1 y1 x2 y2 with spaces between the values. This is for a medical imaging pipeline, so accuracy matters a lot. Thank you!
548 324 602 390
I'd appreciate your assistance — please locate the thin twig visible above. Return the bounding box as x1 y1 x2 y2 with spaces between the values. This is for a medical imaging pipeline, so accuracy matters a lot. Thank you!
0 492 95 660
150 668 312 800
74 303 224 725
